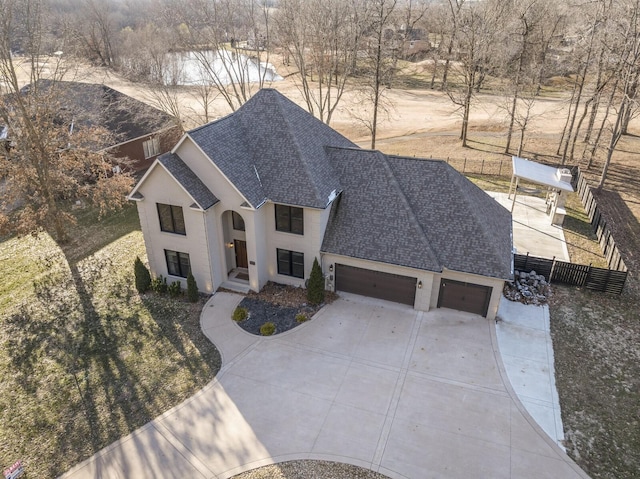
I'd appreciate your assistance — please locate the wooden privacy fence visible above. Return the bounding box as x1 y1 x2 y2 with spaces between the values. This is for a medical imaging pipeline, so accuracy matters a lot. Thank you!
572 166 628 272
514 253 628 295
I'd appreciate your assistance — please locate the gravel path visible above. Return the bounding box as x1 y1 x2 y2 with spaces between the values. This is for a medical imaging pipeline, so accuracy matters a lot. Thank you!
230 460 390 478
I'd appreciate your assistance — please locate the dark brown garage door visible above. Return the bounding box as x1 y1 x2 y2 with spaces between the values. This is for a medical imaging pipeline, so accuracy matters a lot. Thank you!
335 264 417 306
437 279 492 317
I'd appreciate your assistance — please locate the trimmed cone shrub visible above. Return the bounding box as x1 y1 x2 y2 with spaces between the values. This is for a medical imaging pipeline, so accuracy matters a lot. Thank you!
187 270 199 303
134 256 151 293
307 257 325 305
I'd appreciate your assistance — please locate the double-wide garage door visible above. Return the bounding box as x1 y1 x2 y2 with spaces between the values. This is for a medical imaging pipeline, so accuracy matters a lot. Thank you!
335 264 416 306
437 279 492 317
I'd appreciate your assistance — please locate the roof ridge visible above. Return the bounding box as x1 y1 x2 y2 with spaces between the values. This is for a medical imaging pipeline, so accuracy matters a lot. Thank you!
188 110 236 134
273 92 325 206
375 151 442 270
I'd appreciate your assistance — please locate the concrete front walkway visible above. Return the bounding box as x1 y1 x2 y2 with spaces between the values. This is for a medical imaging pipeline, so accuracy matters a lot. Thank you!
496 300 565 450
62 293 589 479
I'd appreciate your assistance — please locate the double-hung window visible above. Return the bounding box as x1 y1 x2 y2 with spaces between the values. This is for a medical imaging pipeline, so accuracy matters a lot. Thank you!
157 203 186 235
277 249 304 278
275 204 303 235
165 250 191 277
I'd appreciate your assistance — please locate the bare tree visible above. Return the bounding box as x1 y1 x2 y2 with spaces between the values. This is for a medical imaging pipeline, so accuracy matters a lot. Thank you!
181 0 274 112
598 0 640 188
359 0 397 149
0 0 133 242
440 0 465 91
500 0 563 155
556 0 611 164
445 0 505 147
275 0 363 124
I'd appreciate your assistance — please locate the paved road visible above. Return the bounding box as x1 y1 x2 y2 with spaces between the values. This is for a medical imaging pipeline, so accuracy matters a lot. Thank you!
62 293 589 479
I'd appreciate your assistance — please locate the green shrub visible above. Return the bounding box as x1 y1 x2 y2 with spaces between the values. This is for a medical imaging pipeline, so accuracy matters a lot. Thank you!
307 257 325 305
260 321 276 336
232 306 248 322
296 313 309 323
187 270 199 303
151 275 168 294
168 280 182 298
134 256 151 293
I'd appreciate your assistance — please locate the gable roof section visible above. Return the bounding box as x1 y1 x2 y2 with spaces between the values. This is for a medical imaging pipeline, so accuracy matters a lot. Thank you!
387 156 513 280
188 89 355 209
322 149 513 280
130 152 218 210
322 148 441 272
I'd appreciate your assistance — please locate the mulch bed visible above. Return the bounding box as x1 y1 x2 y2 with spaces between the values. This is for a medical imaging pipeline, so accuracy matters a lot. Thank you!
233 282 336 335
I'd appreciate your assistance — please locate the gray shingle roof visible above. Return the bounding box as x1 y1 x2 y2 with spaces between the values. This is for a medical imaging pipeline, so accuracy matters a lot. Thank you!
158 153 219 210
188 88 355 209
387 156 513 279
322 148 442 272
322 148 513 280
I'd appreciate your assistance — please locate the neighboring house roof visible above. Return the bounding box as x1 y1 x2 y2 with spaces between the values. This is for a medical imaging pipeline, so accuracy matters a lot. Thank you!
129 152 218 210
187 88 356 209
322 147 513 280
19 80 175 147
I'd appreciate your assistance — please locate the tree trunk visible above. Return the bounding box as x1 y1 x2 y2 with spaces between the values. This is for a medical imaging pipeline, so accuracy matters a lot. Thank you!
599 100 626 189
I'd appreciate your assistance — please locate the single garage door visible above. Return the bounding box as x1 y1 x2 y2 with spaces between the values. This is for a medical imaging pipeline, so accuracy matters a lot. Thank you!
335 264 417 306
437 279 492 317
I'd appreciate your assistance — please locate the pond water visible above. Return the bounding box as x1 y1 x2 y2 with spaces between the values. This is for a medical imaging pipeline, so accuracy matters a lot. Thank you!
163 49 282 86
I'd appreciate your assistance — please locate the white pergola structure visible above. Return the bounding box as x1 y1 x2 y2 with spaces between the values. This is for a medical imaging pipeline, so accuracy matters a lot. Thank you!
508 156 574 226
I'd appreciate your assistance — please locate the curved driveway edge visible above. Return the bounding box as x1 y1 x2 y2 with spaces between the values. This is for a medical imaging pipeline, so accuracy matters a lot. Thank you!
61 292 590 479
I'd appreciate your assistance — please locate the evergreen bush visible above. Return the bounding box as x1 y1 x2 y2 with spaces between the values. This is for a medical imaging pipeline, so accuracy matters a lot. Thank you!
187 270 199 303
168 280 182 298
151 275 168 294
307 257 325 305
134 256 151 293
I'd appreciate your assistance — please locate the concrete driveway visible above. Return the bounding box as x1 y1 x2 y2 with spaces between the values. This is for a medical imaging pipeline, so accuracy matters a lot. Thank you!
62 292 589 479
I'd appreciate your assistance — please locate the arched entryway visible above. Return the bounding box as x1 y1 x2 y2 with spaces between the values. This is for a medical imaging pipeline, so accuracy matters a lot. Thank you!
221 210 250 287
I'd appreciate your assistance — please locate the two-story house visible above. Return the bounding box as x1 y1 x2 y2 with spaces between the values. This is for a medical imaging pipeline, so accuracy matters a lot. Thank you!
129 89 513 319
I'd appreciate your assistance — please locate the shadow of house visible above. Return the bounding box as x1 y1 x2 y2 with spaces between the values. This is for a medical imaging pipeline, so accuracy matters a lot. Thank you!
7 80 181 172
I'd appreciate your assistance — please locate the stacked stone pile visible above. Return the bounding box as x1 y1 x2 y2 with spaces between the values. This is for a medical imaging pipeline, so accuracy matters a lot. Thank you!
503 270 551 305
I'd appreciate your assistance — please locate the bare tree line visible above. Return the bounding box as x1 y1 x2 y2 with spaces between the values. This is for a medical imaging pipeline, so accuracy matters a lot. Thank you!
3 0 640 189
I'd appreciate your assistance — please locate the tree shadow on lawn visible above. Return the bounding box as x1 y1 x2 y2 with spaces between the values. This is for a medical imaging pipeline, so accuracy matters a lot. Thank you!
4 224 219 477
62 203 142 264
139 292 222 379
4 255 156 477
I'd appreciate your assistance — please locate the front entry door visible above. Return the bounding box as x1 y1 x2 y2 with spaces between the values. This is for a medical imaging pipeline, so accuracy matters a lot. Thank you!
234 240 248 268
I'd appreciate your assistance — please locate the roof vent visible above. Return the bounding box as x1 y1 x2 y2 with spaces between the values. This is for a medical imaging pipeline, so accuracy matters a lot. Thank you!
556 168 572 184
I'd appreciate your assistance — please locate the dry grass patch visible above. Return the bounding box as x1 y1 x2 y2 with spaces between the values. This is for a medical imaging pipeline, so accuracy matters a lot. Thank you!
549 286 640 479
0 204 221 478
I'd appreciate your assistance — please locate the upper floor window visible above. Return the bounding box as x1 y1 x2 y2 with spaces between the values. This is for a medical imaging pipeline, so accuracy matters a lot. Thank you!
165 249 190 277
143 137 161 159
232 211 245 231
157 203 186 235
275 204 303 235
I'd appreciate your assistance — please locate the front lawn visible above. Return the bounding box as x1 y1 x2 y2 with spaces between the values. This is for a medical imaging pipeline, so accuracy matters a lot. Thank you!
0 204 221 478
